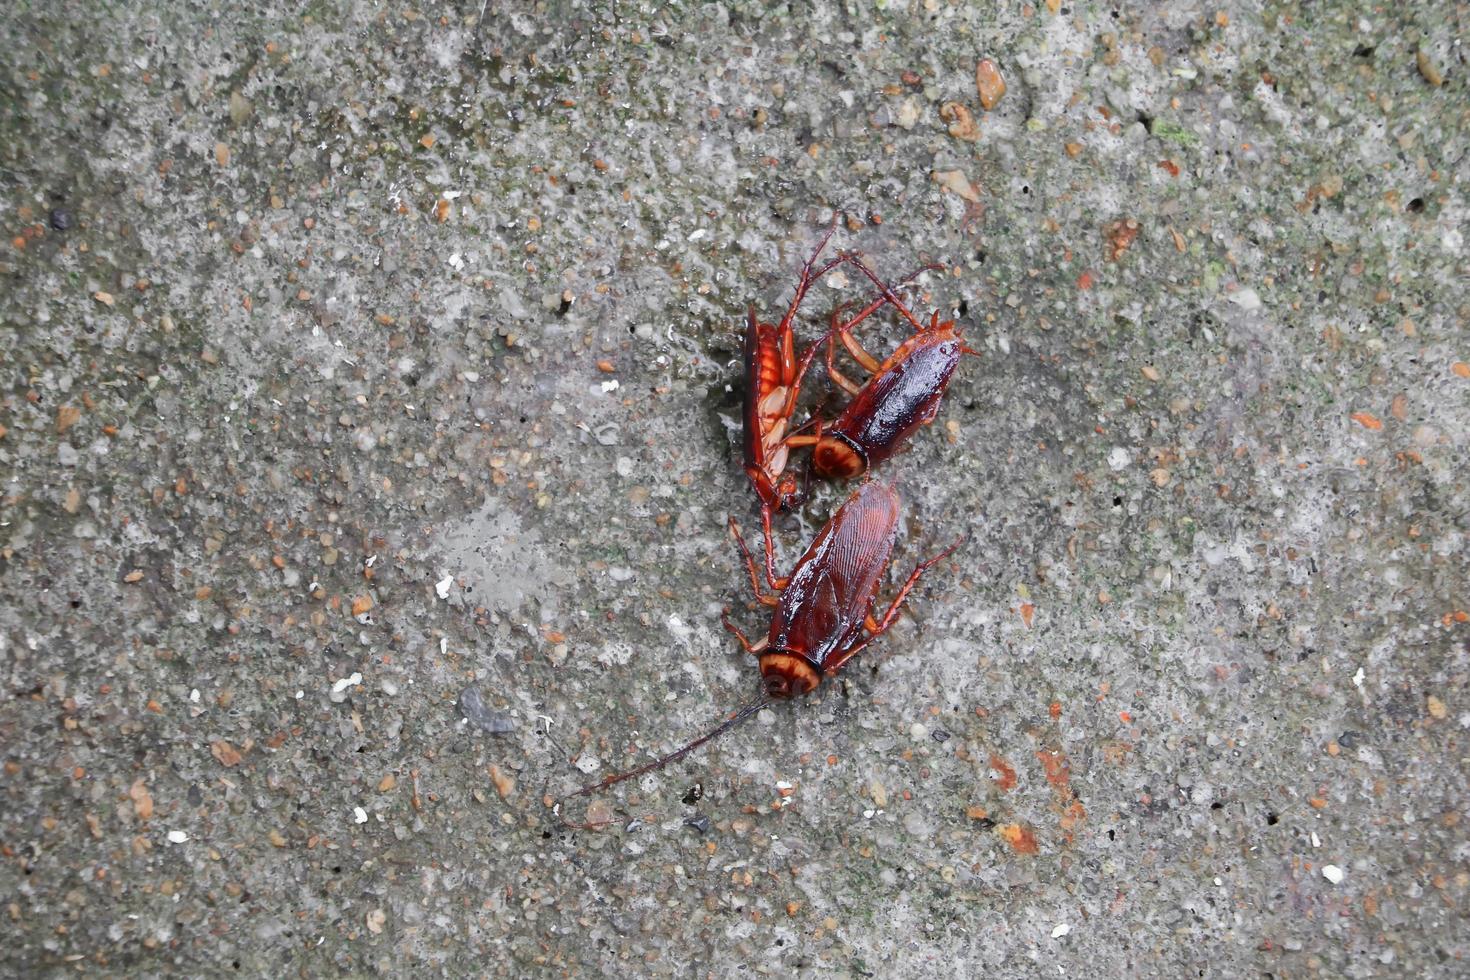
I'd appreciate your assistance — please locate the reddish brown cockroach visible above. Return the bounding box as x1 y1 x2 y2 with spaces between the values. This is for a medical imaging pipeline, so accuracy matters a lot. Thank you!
784 257 978 481
742 234 937 526
741 220 855 518
559 481 959 811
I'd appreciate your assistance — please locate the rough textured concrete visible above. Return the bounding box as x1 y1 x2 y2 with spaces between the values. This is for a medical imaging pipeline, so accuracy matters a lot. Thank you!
2 1 1467 975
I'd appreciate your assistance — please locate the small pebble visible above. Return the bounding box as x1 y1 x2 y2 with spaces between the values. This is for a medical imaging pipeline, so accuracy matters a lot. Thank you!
585 798 613 826
1322 864 1344 885
684 813 710 833
1416 48 1444 87
49 208 72 231
975 59 1006 110
457 685 515 734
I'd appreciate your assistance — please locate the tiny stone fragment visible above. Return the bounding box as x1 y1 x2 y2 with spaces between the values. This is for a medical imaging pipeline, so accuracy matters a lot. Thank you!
211 740 243 767
932 169 982 203
585 798 613 826
869 777 888 808
975 59 1006 110
458 685 515 734
940 102 980 141
488 764 515 799
129 779 154 820
1416 48 1444 87
1103 218 1140 261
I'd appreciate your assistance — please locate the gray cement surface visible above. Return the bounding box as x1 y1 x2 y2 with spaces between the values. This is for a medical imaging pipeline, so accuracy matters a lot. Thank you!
2 1 1467 976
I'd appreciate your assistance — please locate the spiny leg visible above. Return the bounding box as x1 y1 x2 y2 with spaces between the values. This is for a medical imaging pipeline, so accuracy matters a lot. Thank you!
843 253 935 332
721 608 769 657
793 252 930 381
824 308 866 396
824 258 943 385
825 291 887 375
870 536 966 636
774 216 861 339
838 321 883 374
728 516 784 601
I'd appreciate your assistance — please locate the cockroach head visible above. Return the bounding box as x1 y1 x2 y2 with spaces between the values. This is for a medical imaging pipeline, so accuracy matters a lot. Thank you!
774 475 805 513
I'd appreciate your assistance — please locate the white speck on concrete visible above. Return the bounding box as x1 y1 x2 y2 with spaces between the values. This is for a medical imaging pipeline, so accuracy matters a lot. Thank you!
1228 287 1262 310
1322 865 1344 884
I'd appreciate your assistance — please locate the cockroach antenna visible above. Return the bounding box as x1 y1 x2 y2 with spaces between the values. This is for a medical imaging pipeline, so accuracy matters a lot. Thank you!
559 693 772 808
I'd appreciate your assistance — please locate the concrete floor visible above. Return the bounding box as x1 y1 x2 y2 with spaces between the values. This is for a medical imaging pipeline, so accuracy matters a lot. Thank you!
1 1 1466 975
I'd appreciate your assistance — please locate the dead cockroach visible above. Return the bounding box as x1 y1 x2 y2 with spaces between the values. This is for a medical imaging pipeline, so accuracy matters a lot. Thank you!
742 234 936 526
558 480 960 812
784 257 978 482
741 220 855 518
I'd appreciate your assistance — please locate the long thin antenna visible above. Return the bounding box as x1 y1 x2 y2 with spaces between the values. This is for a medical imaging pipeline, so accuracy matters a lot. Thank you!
561 694 772 802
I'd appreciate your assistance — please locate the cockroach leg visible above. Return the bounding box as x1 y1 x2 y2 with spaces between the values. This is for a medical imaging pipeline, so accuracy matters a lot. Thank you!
728 516 784 600
837 318 883 373
821 260 941 392
842 253 934 332
720 608 768 656
870 536 966 635
824 313 866 396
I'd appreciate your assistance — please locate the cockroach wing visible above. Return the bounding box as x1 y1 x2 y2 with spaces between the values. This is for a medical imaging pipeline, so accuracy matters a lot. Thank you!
836 336 963 469
770 482 901 671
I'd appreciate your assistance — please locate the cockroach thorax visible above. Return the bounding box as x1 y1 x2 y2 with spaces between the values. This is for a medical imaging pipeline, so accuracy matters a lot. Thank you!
759 652 821 699
812 436 868 479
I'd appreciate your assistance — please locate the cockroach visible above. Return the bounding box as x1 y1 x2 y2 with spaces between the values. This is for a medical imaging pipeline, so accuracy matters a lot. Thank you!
559 480 960 812
742 234 937 523
741 220 856 518
783 257 978 481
